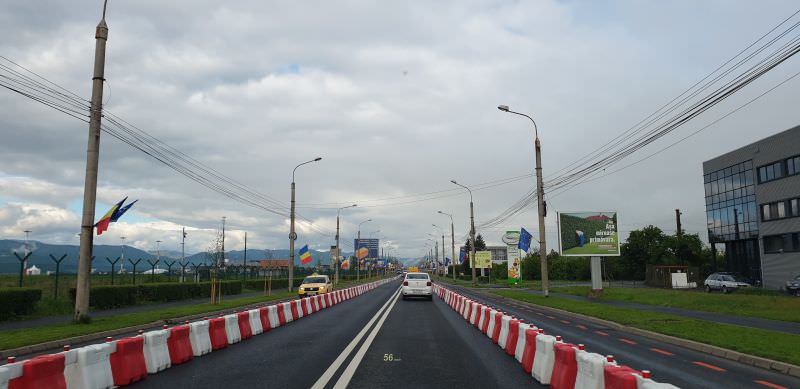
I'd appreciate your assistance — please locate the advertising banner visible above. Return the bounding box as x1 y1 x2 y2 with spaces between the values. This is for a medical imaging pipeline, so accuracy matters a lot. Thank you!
557 211 620 256
502 231 521 285
473 251 492 269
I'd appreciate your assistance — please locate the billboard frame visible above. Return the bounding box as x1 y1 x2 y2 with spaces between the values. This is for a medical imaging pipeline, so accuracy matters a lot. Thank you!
556 211 621 257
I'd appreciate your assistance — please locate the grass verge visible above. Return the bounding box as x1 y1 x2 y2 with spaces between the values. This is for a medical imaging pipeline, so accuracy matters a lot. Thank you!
0 275 389 351
494 290 800 366
551 285 800 323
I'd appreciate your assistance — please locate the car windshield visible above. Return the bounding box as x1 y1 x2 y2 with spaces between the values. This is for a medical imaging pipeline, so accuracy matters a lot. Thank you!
732 275 749 282
406 273 429 280
303 277 327 284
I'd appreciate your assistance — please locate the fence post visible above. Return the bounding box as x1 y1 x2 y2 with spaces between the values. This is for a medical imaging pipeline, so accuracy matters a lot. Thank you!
13 252 31 287
180 261 189 282
105 257 120 285
129 258 142 285
49 254 67 298
191 263 200 282
165 260 175 282
147 259 159 282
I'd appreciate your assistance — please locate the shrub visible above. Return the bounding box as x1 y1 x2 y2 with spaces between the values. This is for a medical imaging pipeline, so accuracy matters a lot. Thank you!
0 288 43 320
69 285 138 310
69 281 244 309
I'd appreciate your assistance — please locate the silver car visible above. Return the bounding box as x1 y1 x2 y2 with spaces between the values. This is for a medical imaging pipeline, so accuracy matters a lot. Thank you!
704 272 751 293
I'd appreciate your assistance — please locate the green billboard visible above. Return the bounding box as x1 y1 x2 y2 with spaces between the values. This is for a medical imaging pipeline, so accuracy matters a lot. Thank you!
557 212 620 256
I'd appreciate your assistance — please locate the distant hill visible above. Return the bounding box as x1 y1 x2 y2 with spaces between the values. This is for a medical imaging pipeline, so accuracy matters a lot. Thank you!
0 240 354 274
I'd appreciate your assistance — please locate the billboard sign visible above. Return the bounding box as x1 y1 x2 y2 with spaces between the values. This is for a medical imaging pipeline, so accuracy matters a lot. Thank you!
473 251 492 269
557 211 620 256
503 231 521 285
354 238 379 259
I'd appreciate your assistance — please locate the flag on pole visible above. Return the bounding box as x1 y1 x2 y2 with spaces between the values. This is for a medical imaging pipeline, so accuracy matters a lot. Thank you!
95 197 126 236
111 199 138 222
519 227 533 253
459 247 466 264
299 245 312 265
341 258 350 270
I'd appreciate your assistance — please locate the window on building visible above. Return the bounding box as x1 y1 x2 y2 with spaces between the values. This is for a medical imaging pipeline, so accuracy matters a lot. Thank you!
758 161 786 183
763 233 800 253
762 204 771 221
791 199 799 217
777 201 786 218
788 156 800 176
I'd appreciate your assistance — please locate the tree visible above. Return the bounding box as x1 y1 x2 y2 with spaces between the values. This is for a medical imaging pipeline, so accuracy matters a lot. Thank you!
462 234 487 274
618 225 668 280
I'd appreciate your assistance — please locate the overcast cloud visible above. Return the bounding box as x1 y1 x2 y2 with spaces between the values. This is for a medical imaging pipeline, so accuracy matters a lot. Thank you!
1 0 799 258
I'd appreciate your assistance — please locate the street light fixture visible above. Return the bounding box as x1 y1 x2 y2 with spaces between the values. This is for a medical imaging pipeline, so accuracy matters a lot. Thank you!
451 180 477 285
356 219 372 281
432 224 446 277
438 210 457 281
498 104 549 297
289 157 323 292
335 204 357 286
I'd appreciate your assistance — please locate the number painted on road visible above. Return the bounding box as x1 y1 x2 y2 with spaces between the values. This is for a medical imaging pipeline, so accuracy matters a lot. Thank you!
383 353 393 361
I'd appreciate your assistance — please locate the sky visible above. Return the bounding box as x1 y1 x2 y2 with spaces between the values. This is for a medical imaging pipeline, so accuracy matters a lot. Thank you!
1 0 799 259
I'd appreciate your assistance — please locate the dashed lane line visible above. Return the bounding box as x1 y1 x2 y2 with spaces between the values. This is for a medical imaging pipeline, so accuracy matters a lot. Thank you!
576 325 588 330
594 331 609 336
693 361 727 372
755 380 789 389
619 338 637 345
649 348 675 356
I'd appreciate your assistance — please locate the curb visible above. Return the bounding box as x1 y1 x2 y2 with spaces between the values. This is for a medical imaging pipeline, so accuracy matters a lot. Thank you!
450 284 800 379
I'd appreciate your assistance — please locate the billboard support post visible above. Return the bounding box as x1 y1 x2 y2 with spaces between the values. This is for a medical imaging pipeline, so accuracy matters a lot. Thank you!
590 256 603 296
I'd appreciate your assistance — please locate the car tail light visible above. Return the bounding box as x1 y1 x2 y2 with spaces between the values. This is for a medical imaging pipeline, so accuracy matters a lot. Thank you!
427 281 432 286
403 281 408 286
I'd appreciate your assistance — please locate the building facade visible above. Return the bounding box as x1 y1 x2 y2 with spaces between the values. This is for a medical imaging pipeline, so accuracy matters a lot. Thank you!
702 125 800 289
486 246 508 264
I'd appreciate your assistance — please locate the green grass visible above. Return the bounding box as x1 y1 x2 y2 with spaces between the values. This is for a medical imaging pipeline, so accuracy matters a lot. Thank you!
494 290 800 366
0 275 389 351
551 285 800 323
562 241 618 255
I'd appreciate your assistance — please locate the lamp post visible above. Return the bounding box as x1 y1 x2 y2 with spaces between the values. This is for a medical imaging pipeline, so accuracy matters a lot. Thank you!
289 157 322 292
356 219 372 281
426 238 438 274
433 224 446 277
451 180 477 285
119 236 126 273
438 211 457 281
335 204 357 286
498 105 549 297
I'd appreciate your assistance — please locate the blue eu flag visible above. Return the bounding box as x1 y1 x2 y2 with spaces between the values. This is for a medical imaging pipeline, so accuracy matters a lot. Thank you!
519 227 533 252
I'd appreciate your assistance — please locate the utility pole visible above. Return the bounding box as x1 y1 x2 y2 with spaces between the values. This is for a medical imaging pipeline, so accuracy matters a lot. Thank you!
335 204 357 286
451 180 477 285
75 1 109 321
675 209 682 236
498 105 549 297
243 232 247 279
676 209 683 264
289 157 322 292
181 228 186 282
221 216 226 267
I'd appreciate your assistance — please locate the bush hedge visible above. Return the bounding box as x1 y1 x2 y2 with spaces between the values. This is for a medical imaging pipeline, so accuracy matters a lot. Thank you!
0 288 43 320
242 278 303 291
69 281 243 309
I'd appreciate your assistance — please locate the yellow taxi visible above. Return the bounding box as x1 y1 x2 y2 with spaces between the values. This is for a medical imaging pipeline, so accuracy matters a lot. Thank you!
298 274 333 297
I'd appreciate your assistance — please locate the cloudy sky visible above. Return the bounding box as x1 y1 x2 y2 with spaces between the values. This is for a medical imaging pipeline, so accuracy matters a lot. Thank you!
1 0 799 258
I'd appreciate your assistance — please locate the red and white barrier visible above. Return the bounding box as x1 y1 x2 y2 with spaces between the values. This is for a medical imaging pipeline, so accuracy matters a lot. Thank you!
486 309 498 339
490 312 503 344
532 334 558 384
604 364 640 389
469 302 479 325
280 303 293 324
208 317 228 351
7 354 66 389
521 328 539 374
167 326 194 366
64 342 115 389
223 314 242 344
248 309 263 335
515 322 534 363
0 359 23 389
267 305 280 328
110 336 148 386
189 320 212 356
237 312 253 341
143 329 171 374
498 314 512 350
505 318 520 356
258 307 271 333
550 342 578 389
574 349 606 389
304 298 313 315
635 372 680 389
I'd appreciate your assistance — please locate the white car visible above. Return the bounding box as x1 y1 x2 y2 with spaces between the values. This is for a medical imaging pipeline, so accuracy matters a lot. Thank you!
704 272 751 293
402 272 432 300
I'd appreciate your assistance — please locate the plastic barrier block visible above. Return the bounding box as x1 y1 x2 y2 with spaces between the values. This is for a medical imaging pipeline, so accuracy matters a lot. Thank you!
505 319 520 356
573 351 606 389
258 308 271 333
481 307 492 334
63 343 114 389
462 300 471 320
300 298 310 316
319 294 326 309
550 343 578 389
603 365 639 389
283 302 295 323
485 309 498 337
143 329 171 374
312 296 320 312
167 326 194 366
10 354 67 389
498 315 512 349
189 320 212 356
476 305 485 329
268 305 281 328
469 302 478 325
249 309 264 335
0 362 23 389
491 312 503 344
515 323 533 363
208 317 228 351
224 314 242 344
295 300 305 318
110 337 148 386
521 328 538 374
532 334 557 384
325 293 333 307
289 301 300 320
635 376 680 389
237 312 253 340
276 303 287 325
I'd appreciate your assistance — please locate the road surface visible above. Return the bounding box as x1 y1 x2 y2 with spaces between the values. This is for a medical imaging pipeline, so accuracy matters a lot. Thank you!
131 280 799 388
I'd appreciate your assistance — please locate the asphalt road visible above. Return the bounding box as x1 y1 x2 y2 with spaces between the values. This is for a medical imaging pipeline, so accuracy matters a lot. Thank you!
130 280 799 389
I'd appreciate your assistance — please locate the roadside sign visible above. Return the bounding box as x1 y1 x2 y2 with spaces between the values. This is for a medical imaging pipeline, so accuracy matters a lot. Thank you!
557 211 620 256
473 251 492 268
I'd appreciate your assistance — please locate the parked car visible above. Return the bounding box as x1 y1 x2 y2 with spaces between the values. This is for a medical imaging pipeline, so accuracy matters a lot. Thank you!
704 272 752 293
785 274 800 296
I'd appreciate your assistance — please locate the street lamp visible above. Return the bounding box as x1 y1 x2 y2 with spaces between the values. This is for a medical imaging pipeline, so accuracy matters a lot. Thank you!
335 204 357 286
356 219 372 281
433 224 446 277
498 104 549 297
451 180 477 285
438 210 457 281
289 157 322 292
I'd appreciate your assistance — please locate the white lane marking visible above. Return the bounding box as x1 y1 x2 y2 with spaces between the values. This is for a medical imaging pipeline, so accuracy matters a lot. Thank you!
310 287 401 389
332 289 401 389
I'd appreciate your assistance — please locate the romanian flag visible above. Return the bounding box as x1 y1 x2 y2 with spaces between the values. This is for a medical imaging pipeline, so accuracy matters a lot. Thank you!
95 197 126 236
299 245 312 265
341 258 350 270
